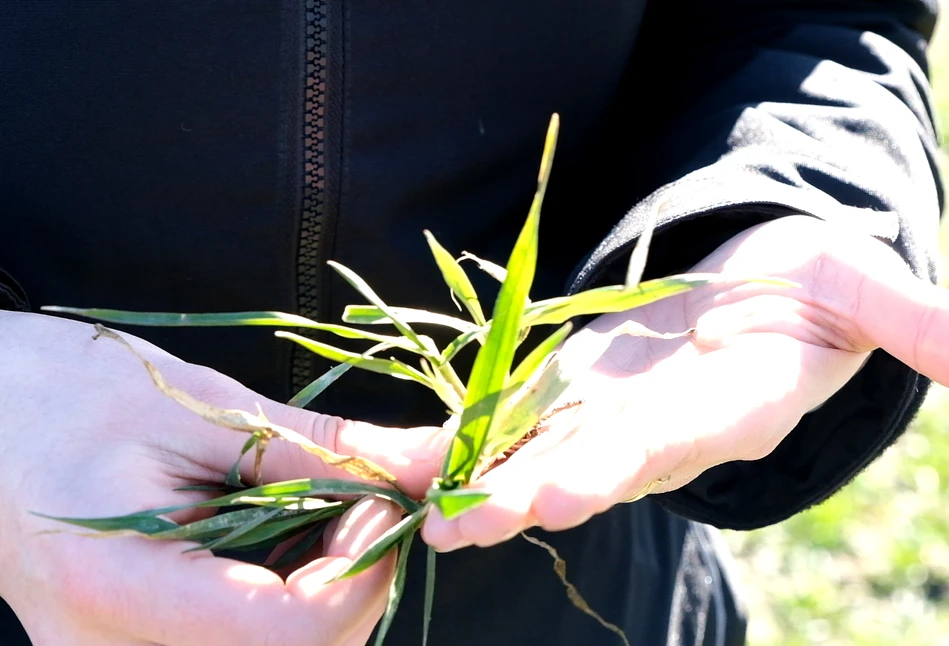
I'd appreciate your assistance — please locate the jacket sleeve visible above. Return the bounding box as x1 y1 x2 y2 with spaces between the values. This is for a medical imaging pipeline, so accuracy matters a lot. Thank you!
568 0 943 530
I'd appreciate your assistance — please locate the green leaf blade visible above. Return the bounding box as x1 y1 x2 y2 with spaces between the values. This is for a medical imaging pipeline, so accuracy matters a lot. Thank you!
442 114 558 485
328 261 429 353
276 331 433 388
426 486 491 520
424 230 486 326
334 505 428 580
342 305 478 334
40 308 325 328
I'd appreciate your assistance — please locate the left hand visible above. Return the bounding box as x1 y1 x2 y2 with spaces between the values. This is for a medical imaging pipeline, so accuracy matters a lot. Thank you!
421 214 949 551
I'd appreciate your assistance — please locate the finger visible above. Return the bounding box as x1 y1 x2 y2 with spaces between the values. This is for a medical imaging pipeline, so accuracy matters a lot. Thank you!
846 270 949 388
37 498 400 646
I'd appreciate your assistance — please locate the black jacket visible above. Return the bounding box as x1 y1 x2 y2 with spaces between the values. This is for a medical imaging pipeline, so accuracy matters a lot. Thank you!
0 2 941 644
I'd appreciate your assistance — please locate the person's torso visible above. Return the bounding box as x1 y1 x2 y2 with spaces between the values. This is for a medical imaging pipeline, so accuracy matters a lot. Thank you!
0 4 742 644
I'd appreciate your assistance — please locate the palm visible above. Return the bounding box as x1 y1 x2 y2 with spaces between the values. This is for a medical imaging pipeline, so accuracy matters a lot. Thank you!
422 215 947 552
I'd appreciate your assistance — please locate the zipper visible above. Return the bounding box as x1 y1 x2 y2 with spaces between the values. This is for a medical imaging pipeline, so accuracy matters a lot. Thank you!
292 0 329 395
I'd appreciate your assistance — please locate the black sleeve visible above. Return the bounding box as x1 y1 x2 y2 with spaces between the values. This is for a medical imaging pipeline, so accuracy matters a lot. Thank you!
568 0 943 530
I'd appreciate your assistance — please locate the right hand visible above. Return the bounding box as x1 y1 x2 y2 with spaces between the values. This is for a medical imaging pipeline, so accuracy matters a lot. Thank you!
0 311 448 646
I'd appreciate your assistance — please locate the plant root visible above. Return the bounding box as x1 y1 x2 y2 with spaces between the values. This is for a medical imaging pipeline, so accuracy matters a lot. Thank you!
520 531 631 646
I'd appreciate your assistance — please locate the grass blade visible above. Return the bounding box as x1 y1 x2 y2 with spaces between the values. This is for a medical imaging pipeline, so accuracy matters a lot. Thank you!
507 322 572 391
328 261 433 353
423 545 436 646
522 275 715 327
288 363 352 408
459 251 507 283
197 479 421 514
373 527 417 646
33 512 179 535
624 201 665 288
276 331 433 388
441 114 558 486
424 230 486 326
287 342 396 408
426 485 491 520
226 434 260 487
334 505 429 580
342 305 478 334
440 328 486 363
41 308 326 328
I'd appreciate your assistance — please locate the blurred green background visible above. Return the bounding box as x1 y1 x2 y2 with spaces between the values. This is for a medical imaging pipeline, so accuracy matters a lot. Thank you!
721 8 949 645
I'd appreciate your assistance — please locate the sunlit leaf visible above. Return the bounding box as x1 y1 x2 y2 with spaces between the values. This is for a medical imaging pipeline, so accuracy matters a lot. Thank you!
426 485 491 520
276 331 433 389
522 275 714 327
334 505 428 581
507 323 572 391
479 353 579 466
343 305 478 335
459 251 507 283
424 231 486 326
328 261 433 354
197 479 421 514
441 114 558 486
522 275 795 328
624 201 665 288
440 328 486 363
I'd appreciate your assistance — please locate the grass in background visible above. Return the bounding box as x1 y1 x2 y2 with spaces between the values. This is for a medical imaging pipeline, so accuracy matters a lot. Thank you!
723 9 949 645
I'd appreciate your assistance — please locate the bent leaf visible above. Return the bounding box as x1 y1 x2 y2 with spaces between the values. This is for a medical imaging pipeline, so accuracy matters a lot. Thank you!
328 261 431 354
459 251 507 283
93 326 398 483
424 230 486 326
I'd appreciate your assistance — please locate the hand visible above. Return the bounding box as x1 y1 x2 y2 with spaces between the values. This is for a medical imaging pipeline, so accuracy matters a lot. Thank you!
0 311 446 646
422 215 949 551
